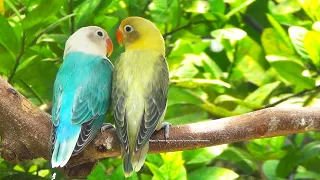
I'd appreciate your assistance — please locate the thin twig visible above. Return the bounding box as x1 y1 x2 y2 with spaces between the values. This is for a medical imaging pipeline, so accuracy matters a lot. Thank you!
262 85 320 109
242 13 264 34
163 20 215 38
7 33 25 84
28 14 75 47
19 79 44 104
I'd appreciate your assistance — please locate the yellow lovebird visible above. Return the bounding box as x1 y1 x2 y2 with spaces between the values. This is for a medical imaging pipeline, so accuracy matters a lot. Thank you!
112 17 170 177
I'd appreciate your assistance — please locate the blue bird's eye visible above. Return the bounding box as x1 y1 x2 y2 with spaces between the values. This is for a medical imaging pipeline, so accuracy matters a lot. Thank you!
97 30 104 37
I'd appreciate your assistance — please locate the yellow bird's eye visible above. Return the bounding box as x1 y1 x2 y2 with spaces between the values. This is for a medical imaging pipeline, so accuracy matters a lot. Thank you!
124 25 133 33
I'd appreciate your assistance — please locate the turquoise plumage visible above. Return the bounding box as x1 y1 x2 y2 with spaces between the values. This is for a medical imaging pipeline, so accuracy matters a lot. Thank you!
51 26 113 168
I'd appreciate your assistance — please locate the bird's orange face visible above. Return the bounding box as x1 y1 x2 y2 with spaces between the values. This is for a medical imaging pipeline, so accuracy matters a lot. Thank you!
116 17 165 54
116 17 143 47
116 28 124 45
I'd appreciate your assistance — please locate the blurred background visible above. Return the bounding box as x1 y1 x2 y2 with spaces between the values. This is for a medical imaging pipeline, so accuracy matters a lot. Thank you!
1 0 320 179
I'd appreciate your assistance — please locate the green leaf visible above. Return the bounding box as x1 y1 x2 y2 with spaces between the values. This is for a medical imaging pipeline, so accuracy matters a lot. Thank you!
22 0 64 30
312 21 320 32
215 94 260 109
185 1 209 13
298 0 320 21
110 164 138 180
288 26 310 59
0 44 14 76
211 28 247 41
145 162 166 180
75 0 101 29
0 15 19 57
4 0 21 19
248 137 287 160
88 163 107 180
295 171 320 179
171 78 230 88
43 34 68 50
270 0 301 15
269 59 315 89
235 81 280 113
159 152 187 180
183 145 228 164
201 52 223 79
208 0 225 14
200 102 235 117
166 104 208 125
299 141 320 163
216 147 257 174
261 28 295 55
276 148 299 177
266 14 294 50
226 0 255 19
14 57 59 101
262 160 279 180
235 55 267 86
188 167 239 180
167 86 204 106
304 31 320 67
146 154 164 167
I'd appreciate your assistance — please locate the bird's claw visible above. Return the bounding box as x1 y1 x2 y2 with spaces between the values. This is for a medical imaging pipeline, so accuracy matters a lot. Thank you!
100 123 115 134
160 122 171 140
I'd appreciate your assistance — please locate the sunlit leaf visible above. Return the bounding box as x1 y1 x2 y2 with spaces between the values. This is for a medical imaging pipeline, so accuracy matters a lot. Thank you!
215 94 260 109
211 28 247 41
269 59 315 89
270 0 301 15
185 0 210 13
183 145 228 164
262 28 295 55
288 26 310 59
22 0 64 30
304 31 320 67
188 167 239 180
234 81 281 113
266 14 295 51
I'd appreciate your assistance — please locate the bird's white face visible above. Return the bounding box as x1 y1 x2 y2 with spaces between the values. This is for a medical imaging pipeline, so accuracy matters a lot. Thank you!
64 26 113 58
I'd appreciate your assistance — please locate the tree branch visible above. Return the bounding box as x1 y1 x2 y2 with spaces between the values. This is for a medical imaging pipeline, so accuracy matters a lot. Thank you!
1 77 320 178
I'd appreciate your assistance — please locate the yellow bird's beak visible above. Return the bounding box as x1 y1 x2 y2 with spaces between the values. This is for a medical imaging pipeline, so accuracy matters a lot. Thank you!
106 37 113 57
116 28 123 46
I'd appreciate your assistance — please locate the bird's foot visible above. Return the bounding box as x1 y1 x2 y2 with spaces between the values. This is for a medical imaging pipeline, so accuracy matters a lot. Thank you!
159 122 171 140
100 123 115 134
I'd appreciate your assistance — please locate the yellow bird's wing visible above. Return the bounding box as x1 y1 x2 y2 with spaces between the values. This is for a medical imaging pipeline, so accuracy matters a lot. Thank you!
134 55 169 152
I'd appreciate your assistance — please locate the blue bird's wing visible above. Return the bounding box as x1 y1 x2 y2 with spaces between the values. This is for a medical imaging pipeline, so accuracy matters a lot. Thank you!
51 53 113 167
71 58 113 154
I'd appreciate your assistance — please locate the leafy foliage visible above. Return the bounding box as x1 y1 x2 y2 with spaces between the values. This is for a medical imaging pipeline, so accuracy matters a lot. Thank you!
1 0 320 179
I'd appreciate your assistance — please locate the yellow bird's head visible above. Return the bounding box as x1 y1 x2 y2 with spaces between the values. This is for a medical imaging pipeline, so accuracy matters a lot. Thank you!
116 17 165 55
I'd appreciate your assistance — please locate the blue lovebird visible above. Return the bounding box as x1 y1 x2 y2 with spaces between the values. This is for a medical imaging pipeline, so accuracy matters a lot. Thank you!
51 26 114 168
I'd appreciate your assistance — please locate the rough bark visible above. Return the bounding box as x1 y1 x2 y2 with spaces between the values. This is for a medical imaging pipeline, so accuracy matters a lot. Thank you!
1 77 320 178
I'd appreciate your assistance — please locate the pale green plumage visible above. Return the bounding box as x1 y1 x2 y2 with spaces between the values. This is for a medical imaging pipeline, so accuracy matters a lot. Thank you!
113 16 169 177
112 50 169 176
